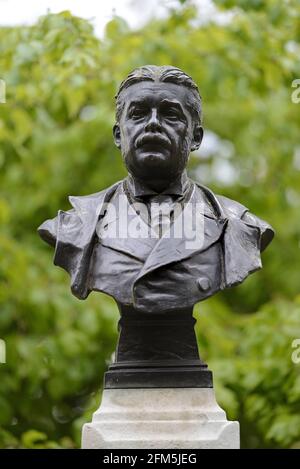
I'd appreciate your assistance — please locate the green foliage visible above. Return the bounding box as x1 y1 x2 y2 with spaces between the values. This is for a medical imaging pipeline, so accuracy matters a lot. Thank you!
195 297 300 448
0 1 299 448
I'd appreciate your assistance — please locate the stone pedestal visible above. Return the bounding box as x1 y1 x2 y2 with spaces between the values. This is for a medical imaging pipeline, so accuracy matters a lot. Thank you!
82 388 239 449
82 304 239 448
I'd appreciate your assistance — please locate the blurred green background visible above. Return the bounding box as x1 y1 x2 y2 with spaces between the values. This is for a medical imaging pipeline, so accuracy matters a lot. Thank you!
0 0 300 449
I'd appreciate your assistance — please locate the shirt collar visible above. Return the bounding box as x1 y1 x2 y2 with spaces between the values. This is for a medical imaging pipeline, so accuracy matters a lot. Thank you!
125 170 189 199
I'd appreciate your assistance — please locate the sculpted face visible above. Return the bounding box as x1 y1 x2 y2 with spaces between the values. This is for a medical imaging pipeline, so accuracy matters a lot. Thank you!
113 81 203 189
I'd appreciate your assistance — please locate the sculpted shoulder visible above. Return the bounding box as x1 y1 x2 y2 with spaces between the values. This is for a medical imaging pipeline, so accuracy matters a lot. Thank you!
37 181 122 247
193 182 274 253
215 193 275 252
215 194 248 219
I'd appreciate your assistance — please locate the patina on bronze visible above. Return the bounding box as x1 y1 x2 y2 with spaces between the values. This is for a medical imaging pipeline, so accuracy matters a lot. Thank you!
38 65 274 389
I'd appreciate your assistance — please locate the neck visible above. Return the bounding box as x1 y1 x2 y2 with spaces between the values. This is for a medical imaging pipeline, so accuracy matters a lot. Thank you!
142 179 172 193
131 173 182 194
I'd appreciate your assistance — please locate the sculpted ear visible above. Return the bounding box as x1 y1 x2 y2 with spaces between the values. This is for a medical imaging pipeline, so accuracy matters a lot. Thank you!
113 124 121 149
191 125 203 152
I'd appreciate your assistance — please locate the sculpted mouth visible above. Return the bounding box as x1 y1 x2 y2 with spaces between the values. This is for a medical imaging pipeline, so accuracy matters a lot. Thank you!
135 134 171 150
141 142 168 153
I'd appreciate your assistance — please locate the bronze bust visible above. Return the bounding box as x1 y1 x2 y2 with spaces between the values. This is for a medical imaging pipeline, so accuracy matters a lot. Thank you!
38 65 274 388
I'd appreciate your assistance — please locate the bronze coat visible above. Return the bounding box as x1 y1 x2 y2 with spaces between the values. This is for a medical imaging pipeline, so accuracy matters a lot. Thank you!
38 179 274 312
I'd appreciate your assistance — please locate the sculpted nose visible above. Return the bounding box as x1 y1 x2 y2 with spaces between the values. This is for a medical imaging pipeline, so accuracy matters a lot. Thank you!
145 109 161 132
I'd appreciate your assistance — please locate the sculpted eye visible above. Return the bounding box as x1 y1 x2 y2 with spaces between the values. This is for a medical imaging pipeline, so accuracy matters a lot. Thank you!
129 107 146 119
166 111 178 119
161 107 180 120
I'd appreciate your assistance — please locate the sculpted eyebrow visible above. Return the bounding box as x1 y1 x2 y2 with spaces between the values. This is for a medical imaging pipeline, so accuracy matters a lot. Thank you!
128 100 147 109
160 99 184 112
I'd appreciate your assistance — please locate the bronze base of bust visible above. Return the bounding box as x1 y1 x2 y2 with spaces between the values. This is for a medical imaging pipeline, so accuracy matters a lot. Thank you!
104 304 213 388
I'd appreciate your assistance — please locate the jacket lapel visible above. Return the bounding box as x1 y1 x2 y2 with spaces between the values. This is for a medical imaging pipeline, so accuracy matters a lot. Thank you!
135 184 228 282
97 184 157 262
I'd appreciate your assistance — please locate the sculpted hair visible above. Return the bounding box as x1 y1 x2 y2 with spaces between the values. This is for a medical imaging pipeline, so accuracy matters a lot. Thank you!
115 65 202 124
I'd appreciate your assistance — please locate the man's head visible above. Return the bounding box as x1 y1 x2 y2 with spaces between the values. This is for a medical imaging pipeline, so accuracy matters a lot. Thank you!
113 65 203 190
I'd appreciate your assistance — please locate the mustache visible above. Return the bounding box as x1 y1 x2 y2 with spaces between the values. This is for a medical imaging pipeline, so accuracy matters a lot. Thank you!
134 133 171 150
